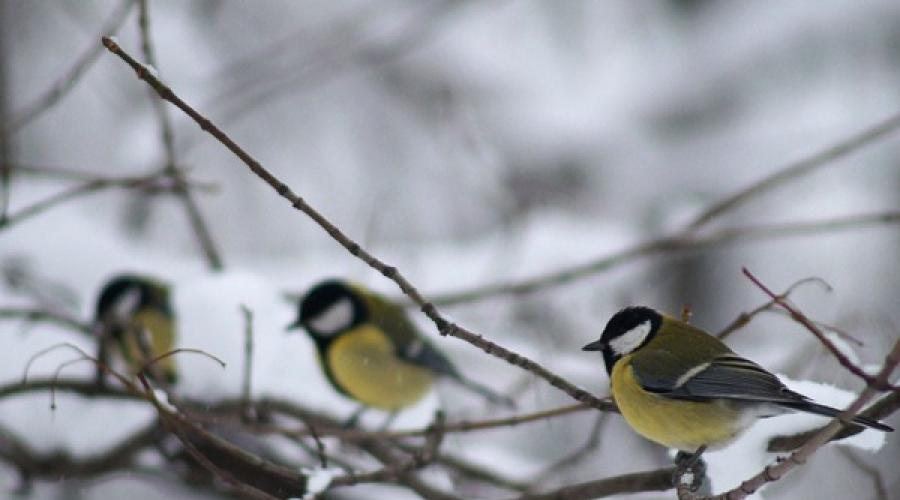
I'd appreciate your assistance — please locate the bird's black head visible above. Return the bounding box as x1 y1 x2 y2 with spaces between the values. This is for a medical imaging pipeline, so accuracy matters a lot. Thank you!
288 279 366 339
95 274 172 323
582 306 662 374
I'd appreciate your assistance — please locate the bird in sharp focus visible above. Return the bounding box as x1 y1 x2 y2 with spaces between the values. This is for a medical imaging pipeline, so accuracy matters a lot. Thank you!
583 306 892 455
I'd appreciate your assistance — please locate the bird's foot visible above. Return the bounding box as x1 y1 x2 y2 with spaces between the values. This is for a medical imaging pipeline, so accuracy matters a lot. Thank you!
673 446 708 493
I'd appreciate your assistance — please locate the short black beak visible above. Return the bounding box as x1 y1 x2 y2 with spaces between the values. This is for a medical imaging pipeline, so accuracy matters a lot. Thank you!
286 317 302 332
582 339 605 352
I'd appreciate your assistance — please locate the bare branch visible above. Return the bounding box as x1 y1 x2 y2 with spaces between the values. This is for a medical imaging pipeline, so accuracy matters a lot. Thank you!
0 171 197 231
5 163 218 190
531 414 607 486
258 402 595 441
140 347 227 375
0 420 162 479
743 267 898 390
330 412 445 489
686 111 900 230
716 276 832 340
424 212 900 307
100 36 615 413
0 306 90 334
4 1 137 133
510 467 675 500
239 304 254 420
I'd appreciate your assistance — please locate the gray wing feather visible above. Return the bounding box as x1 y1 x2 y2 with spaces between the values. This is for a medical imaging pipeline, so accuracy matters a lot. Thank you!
400 338 461 378
642 354 808 405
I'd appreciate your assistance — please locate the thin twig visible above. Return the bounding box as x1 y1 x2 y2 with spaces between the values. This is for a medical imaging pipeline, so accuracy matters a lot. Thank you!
257 403 595 441
136 373 310 498
0 171 190 231
100 36 616 412
140 347 226 375
0 420 162 479
686 110 900 230
0 306 91 334
4 0 136 134
510 467 675 500
742 267 898 390
330 412 446 488
531 413 607 486
239 304 254 420
5 163 218 190
423 212 900 307
716 276 832 340
307 424 328 469
136 0 224 271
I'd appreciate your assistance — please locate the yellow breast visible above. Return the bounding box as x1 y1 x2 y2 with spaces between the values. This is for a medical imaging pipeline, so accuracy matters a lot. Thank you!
611 355 747 452
327 325 433 410
126 309 177 381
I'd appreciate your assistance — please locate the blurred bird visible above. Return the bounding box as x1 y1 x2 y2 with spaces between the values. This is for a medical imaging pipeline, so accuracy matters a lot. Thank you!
288 279 512 423
583 306 892 458
94 274 177 384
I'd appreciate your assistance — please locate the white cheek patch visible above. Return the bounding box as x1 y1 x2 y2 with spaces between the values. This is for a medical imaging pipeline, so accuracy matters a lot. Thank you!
308 297 354 335
609 320 652 355
112 287 141 320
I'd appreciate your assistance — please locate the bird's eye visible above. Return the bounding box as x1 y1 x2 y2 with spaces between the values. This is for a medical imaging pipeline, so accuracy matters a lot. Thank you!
308 297 354 335
608 320 652 355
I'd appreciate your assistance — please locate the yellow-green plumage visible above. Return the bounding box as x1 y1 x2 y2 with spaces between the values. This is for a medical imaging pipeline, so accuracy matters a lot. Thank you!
611 316 746 451
326 325 433 410
612 353 745 451
124 308 177 382
95 275 177 384
585 306 892 453
292 279 511 414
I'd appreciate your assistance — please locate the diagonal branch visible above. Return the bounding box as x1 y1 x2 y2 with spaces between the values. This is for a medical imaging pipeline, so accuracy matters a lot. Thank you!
686 111 900 230
423 211 900 307
4 0 136 134
743 267 899 390
509 467 675 500
0 170 192 231
100 36 615 413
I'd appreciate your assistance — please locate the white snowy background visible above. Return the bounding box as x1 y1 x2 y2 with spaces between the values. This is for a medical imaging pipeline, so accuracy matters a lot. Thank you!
2 1 899 499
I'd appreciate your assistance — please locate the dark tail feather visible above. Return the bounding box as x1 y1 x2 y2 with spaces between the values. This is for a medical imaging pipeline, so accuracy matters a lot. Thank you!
454 375 516 408
780 401 893 432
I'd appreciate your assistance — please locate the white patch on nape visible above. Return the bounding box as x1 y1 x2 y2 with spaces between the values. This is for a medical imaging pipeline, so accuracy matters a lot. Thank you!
609 320 652 355
308 297 354 335
112 286 142 320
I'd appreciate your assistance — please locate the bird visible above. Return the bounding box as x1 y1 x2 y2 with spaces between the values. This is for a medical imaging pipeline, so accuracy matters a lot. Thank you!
94 274 177 385
287 279 512 424
582 306 892 456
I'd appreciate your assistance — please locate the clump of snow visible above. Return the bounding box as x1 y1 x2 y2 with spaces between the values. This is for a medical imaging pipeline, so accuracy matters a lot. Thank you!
296 466 343 499
705 374 886 495
152 388 177 413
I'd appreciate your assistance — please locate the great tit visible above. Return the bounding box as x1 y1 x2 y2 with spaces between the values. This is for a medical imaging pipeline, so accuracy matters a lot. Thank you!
94 274 177 384
583 306 893 454
287 279 512 417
